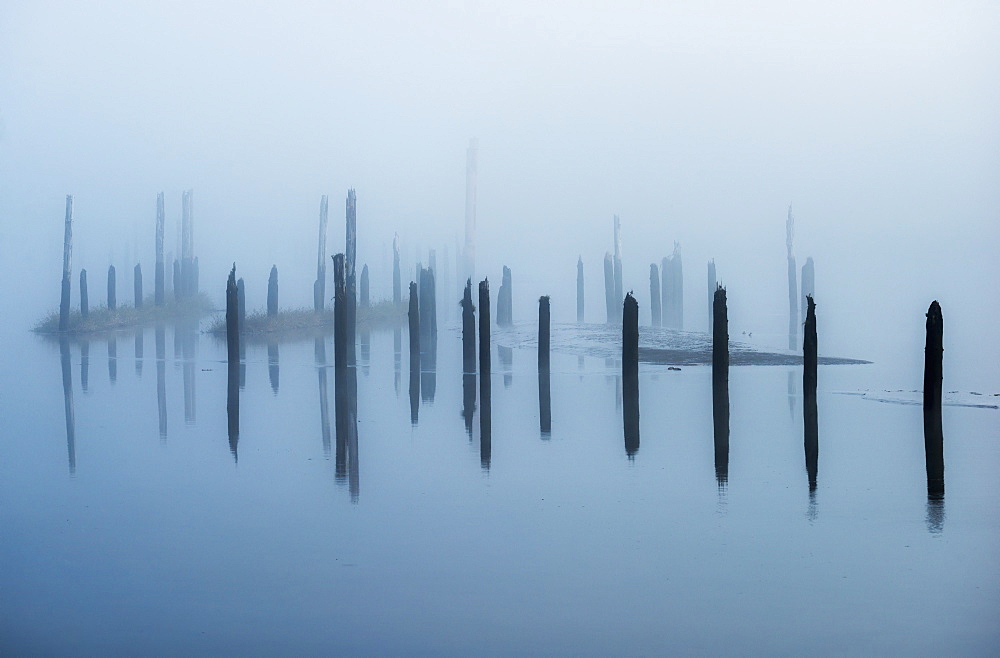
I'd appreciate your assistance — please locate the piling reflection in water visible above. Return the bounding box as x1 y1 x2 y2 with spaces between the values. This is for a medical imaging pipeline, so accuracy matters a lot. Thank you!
134 328 143 377
360 327 371 376
59 338 76 474
267 341 279 395
155 325 167 441
316 338 332 458
712 286 730 486
499 345 512 388
80 339 89 392
926 496 945 535
107 335 117 383
462 373 476 437
179 320 197 424
420 336 437 403
334 364 359 502
539 370 551 438
393 327 401 396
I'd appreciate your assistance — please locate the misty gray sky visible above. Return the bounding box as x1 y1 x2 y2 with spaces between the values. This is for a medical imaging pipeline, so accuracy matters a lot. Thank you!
1 1 997 383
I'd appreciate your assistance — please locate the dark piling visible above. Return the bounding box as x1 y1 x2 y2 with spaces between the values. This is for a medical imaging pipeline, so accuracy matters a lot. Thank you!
79 269 89 319
408 281 420 424
59 195 73 332
623 292 639 456
803 295 818 494
479 278 491 456
461 278 476 373
650 263 661 328
576 256 584 323
712 285 730 485
923 301 944 498
155 192 165 306
267 265 278 317
134 263 143 309
479 279 490 374
226 265 240 460
603 253 615 324
333 254 347 370
539 295 551 436
107 265 116 310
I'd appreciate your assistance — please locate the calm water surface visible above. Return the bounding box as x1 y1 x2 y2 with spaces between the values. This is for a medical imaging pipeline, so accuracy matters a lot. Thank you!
1 321 997 654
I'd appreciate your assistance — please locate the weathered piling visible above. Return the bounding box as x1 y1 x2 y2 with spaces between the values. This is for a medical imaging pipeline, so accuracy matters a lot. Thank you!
613 215 623 312
923 301 944 497
479 278 491 465
333 254 348 370
315 195 329 311
107 265 117 310
462 278 476 373
408 281 420 424
59 195 74 332
419 266 437 352
133 263 143 309
800 257 815 324
661 256 670 328
786 206 797 350
576 256 584 323
392 233 401 305
623 292 639 456
60 338 76 473
603 253 615 324
80 269 89 319
226 265 240 460
712 285 730 485
707 259 716 332
360 264 369 309
267 265 278 317
650 263 661 328
539 295 551 435
155 192 165 306
498 265 512 326
803 295 818 493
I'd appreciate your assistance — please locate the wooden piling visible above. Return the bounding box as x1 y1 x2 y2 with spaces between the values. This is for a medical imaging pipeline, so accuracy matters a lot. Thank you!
59 195 73 332
408 281 420 423
267 265 278 317
155 192 165 306
650 263 661 328
576 256 584 323
479 279 490 375
498 265 512 326
107 265 117 310
462 278 476 374
333 254 347 370
623 292 639 456
80 269 89 319
315 195 329 311
345 190 358 364
803 295 818 492
923 301 944 497
603 253 615 324
134 263 143 309
538 296 550 372
479 277 491 460
712 285 730 485
539 295 551 435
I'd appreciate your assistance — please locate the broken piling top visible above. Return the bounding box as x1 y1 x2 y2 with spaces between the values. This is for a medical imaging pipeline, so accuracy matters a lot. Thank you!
225 264 240 364
712 285 729 369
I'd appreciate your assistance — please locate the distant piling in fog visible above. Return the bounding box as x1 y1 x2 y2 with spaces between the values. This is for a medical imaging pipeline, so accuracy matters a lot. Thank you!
134 263 143 309
576 256 584 323
107 265 117 310
59 195 73 331
333 254 347 370
79 269 89 319
539 295 551 435
345 189 358 365
408 281 420 423
226 265 240 459
923 301 944 497
155 192 165 306
267 265 278 317
622 292 639 456
315 195 329 312
462 278 476 373
803 295 818 493
392 233 401 305
663 243 683 329
603 253 615 324
712 285 730 484
707 259 716 332
801 257 814 324
360 264 369 309
497 265 512 326
650 263 661 328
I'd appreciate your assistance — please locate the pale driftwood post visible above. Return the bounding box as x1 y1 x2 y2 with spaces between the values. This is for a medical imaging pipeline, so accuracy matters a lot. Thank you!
360 264 369 309
803 295 818 493
80 269 89 319
707 259 716 333
603 253 615 324
924 301 944 497
267 265 278 317
712 285 730 485
392 233 401 305
650 263 661 328
462 278 476 374
786 206 797 350
333 254 347 370
181 189 193 298
155 192 165 306
107 265 117 310
623 292 639 457
134 263 143 309
497 265 512 326
226 265 240 461
315 195 329 311
576 256 584 323
801 257 815 324
59 195 73 331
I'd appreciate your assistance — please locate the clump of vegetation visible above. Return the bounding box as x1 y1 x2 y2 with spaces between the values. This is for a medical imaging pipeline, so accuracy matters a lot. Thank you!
34 293 214 334
207 299 406 336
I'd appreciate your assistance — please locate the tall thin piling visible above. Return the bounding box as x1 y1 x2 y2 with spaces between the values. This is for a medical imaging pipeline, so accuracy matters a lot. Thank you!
712 285 730 485
134 263 143 309
539 295 551 435
461 279 476 373
155 192 165 306
107 265 117 310
603 253 615 324
80 269 89 319
360 264 369 309
803 295 818 493
479 278 491 459
576 256 584 323
650 263 661 328
923 301 944 497
267 265 278 317
345 190 357 365
333 254 347 370
226 265 240 460
408 281 420 424
315 195 329 311
623 292 639 456
59 195 73 331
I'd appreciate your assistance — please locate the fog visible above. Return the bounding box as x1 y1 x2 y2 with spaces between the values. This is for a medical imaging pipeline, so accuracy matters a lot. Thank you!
2 0 998 386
